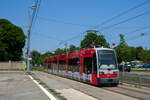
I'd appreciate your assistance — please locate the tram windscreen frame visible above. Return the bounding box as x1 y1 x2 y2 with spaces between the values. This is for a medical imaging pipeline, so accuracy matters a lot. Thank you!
97 50 117 70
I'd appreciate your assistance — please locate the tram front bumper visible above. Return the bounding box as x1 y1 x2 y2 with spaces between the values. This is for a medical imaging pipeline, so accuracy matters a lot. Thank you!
98 77 119 84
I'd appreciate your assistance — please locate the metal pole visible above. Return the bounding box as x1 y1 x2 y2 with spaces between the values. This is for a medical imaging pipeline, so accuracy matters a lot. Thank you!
65 42 67 53
27 9 31 73
122 62 125 83
123 63 125 74
65 42 68 77
138 74 141 88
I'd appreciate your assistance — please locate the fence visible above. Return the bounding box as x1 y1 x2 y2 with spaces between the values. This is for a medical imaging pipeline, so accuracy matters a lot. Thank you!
0 61 25 70
119 72 150 88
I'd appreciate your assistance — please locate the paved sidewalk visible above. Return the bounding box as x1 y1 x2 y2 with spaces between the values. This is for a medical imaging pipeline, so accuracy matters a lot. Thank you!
33 71 138 100
0 71 50 100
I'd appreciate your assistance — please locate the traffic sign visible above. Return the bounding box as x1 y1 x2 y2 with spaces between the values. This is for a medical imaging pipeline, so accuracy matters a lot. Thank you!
28 54 32 60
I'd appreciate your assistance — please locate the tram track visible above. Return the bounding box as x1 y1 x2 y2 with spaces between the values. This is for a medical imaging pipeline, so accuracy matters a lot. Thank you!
118 86 150 95
34 71 150 100
50 72 150 100
102 86 150 100
54 72 150 100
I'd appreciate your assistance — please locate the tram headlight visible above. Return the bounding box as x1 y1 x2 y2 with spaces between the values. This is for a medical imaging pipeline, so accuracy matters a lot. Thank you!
101 72 104 75
113 71 119 75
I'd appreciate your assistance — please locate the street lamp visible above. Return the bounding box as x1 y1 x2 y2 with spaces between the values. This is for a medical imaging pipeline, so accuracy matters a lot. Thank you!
26 4 37 73
30 4 37 9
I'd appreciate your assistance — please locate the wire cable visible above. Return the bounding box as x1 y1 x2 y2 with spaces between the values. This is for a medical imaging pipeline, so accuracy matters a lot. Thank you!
32 32 63 41
30 0 39 30
38 17 94 28
59 0 150 48
36 0 150 51
101 10 150 30
93 0 150 29
125 26 150 36
30 0 42 33
91 10 150 47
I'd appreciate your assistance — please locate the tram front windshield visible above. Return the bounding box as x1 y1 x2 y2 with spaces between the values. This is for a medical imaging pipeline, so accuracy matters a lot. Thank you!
97 50 117 70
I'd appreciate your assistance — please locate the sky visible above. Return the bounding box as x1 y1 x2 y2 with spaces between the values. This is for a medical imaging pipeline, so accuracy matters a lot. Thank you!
0 0 150 53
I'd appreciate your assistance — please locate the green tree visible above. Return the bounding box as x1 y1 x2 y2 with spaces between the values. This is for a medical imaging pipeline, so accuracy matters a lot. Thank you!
54 48 65 55
68 44 80 53
0 41 8 61
0 19 26 61
138 50 150 64
30 50 41 66
115 34 136 63
41 51 54 58
80 33 109 48
115 45 136 63
119 34 127 47
135 46 143 60
41 51 54 64
31 51 54 66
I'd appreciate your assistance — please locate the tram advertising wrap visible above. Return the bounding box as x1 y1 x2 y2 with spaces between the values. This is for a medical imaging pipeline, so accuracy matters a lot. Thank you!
44 47 119 86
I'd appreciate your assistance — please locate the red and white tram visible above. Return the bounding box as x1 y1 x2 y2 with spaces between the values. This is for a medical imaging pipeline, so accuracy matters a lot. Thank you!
44 47 119 86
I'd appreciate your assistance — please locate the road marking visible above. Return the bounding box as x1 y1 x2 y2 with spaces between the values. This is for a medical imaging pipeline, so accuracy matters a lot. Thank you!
28 75 57 100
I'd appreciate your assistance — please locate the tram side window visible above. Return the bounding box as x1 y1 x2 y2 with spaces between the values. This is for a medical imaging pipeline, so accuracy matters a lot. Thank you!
68 59 73 72
59 60 66 71
43 62 46 69
44 63 46 68
48 61 51 69
68 58 79 72
83 57 92 74
62 60 66 71
51 62 53 70
92 54 97 73
68 60 71 72
73 58 79 72
53 61 57 70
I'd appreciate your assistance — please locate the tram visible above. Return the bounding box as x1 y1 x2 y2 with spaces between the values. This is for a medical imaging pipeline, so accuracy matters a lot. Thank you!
44 47 119 86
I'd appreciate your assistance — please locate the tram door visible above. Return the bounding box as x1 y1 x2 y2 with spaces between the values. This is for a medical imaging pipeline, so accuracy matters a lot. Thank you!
92 53 97 74
91 53 98 85
83 57 93 82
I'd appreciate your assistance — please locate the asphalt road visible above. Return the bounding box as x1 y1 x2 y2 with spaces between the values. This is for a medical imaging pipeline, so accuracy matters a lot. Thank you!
0 71 49 100
33 71 141 100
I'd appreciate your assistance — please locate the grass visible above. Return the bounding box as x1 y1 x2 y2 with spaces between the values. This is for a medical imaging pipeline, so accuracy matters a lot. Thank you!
30 67 44 71
141 77 150 83
131 69 150 73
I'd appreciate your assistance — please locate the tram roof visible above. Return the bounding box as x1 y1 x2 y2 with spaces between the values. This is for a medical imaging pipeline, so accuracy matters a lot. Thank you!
44 47 114 62
94 47 114 51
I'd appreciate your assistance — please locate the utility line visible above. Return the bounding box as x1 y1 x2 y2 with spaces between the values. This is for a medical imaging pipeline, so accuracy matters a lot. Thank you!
91 10 150 47
30 0 38 30
103 25 150 43
124 26 150 35
30 0 42 33
91 0 150 46
38 17 94 28
26 0 42 72
114 32 149 45
106 26 150 29
93 0 150 29
101 10 150 30
59 0 150 48
32 32 62 41
38 0 150 51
